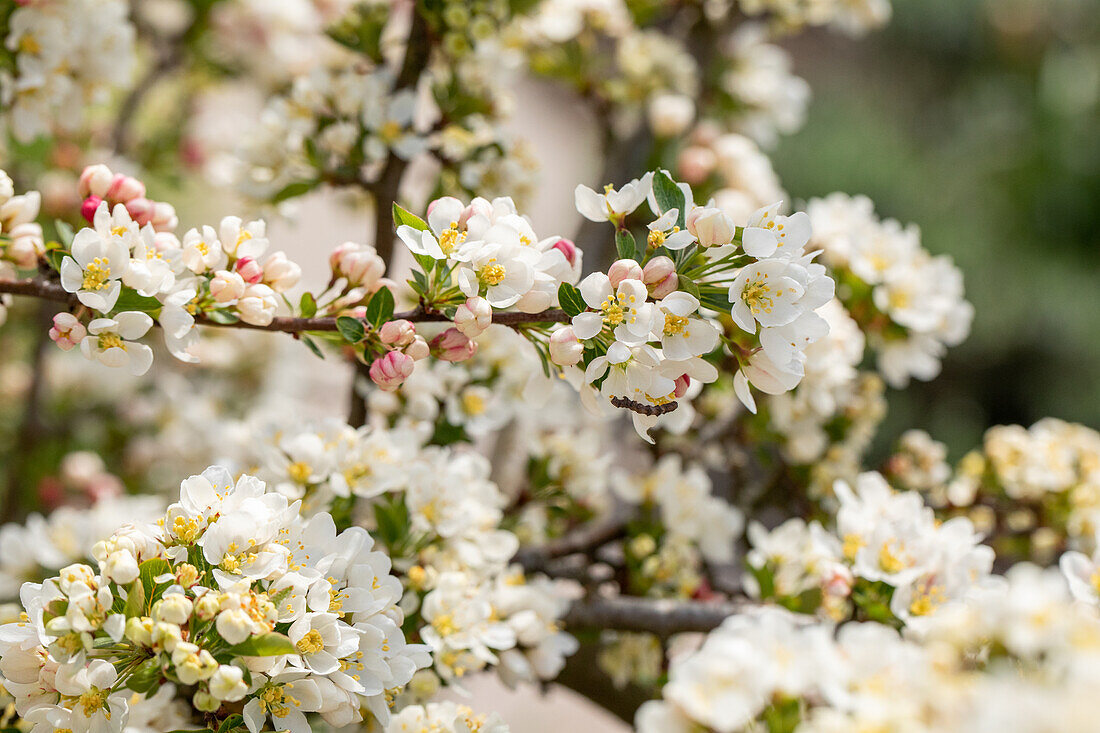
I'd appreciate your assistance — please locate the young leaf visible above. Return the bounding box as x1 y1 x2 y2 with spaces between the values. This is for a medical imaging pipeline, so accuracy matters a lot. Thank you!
557 283 586 317
299 292 317 318
138 558 171 609
336 316 366 344
203 309 240 325
652 170 687 228
393 203 429 232
272 179 319 204
54 220 75 248
226 632 297 657
112 289 163 314
365 287 395 330
300 334 325 360
123 579 146 619
615 229 638 261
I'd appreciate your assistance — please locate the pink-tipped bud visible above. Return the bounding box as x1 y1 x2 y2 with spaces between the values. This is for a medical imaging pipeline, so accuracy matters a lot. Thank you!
106 174 145 203
431 327 478 362
49 312 86 351
460 198 492 228
404 335 430 361
608 258 643 288
551 238 579 267
81 196 102 225
209 270 246 304
235 256 263 284
332 241 385 288
151 202 177 231
125 197 155 226
549 326 583 366
378 319 416 347
369 351 415 392
79 164 113 199
262 251 302 292
687 206 736 248
453 296 492 338
643 256 679 299
673 374 691 399
677 146 717 185
342 305 368 319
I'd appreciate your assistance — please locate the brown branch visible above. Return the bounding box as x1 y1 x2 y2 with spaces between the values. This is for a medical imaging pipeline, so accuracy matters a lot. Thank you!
0 278 570 331
562 595 742 638
514 505 635 572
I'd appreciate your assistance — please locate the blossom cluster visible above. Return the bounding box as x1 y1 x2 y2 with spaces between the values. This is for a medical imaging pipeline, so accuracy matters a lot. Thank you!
638 566 1100 733
0 0 136 142
806 192 973 387
746 471 994 625
0 170 45 324
736 0 893 35
0 466 429 733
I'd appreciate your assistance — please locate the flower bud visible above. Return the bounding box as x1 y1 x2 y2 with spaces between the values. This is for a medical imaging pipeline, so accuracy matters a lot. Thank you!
549 326 582 366
262 251 302 292
378 319 415 347
649 271 678 299
647 93 695 138
430 327 477 362
106 174 145 203
687 206 736 248
237 284 278 326
125 197 155 226
460 198 492 227
210 270 246 303
79 164 113 198
81 196 102 225
125 616 153 647
369 350 415 391
607 259 643 288
404 335 430 361
677 146 717 185
193 691 220 713
234 256 263 284
49 312 86 351
333 242 386 288
151 202 178 231
194 593 220 621
674 374 691 398
453 296 492 338
551 238 579 267
154 593 194 625
175 563 200 588
209 665 247 702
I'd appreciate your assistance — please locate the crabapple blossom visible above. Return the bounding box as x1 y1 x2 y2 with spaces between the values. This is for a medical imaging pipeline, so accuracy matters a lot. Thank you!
79 312 155 375
370 351 415 391
454 296 493 338
49 313 86 351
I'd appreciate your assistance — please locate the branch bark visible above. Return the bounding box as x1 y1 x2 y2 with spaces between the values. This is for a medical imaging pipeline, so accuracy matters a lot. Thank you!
562 595 742 638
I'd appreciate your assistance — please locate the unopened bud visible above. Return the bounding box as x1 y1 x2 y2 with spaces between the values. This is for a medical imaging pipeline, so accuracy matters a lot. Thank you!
453 296 492 338
430 327 477 362
548 326 582 366
378 319 415 347
607 258 643 288
369 350 415 391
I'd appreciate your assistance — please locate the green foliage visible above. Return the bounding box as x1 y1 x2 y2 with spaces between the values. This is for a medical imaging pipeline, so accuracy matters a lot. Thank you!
364 287 395 330
336 316 366 344
557 282 586 317
225 632 297 657
615 229 639 261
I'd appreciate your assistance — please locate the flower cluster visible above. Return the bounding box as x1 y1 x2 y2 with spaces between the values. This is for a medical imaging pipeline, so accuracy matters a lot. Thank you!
746 471 993 625
0 466 429 732
386 700 509 733
0 170 45 323
736 0 892 35
640 564 1100 732
807 192 973 387
0 0 136 141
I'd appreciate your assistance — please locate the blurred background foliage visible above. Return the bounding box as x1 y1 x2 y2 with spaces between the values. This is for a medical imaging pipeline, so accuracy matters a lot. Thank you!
773 0 1100 459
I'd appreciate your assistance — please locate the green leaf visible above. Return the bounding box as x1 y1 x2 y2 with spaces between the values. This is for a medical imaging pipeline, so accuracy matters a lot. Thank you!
615 229 638 261
413 253 436 276
557 283 586 317
299 292 317 318
272 180 319 204
226 632 297 657
393 203 429 232
45 247 67 272
138 558 171 610
123 579 146 619
336 316 366 344
300 335 325 359
216 714 245 733
677 276 700 299
203 309 240 325
652 171 687 229
54 220 75 248
112 289 163 314
365 287 395 330
125 657 162 693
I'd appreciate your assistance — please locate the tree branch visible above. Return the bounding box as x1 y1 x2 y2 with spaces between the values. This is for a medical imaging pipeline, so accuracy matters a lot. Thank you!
561 595 742 638
0 278 570 332
514 505 635 573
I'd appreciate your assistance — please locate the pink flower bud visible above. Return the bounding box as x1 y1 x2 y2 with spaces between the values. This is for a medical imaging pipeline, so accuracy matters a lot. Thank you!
369 351 415 391
649 271 678 299
453 296 492 338
607 259 643 288
106 174 145 204
209 270 246 303
79 164 113 199
404 335 430 361
125 197 155 226
431 327 478 362
677 146 717 185
333 242 385 288
642 256 675 285
151 202 177 232
342 305 368 319
7 223 43 268
551 238 579 267
687 206 736 248
262 251 302 292
673 374 691 398
330 241 355 270
81 196 102 224
235 256 263 284
460 198 492 227
49 312 86 351
549 326 583 366
371 278 398 295
378 319 416 347
236 284 278 326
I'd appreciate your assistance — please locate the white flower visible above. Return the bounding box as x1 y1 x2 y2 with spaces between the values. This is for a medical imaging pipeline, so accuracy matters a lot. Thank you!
53 659 130 733
741 203 812 259
181 225 227 274
209 664 248 702
729 258 807 333
653 292 719 360
60 228 130 313
237 283 278 326
243 675 322 733
573 274 654 345
455 241 537 308
79 312 154 375
574 173 654 223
